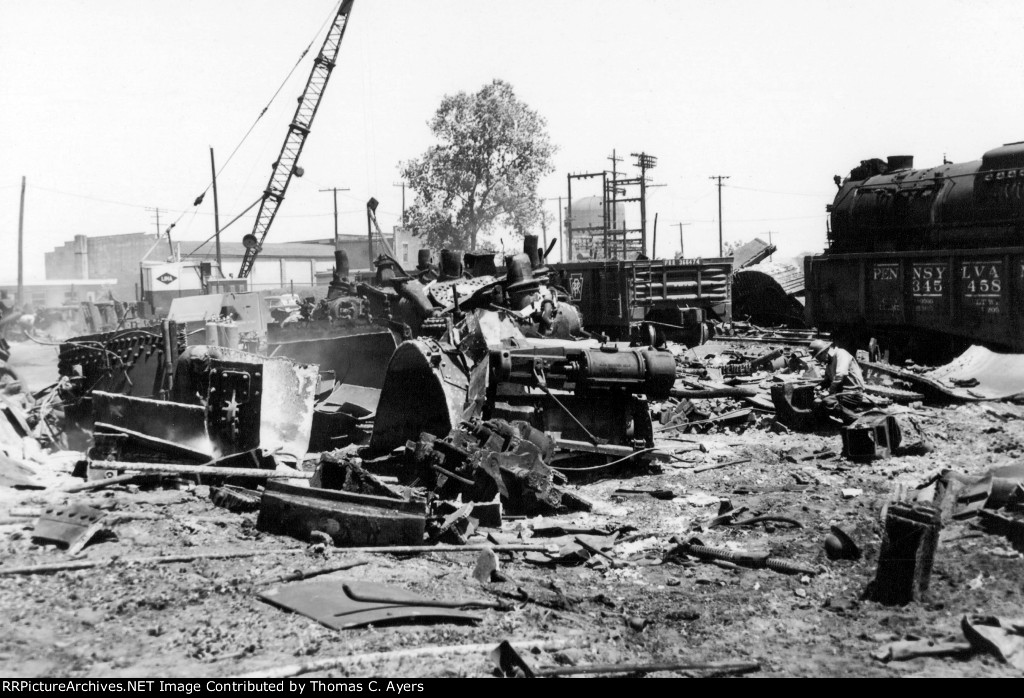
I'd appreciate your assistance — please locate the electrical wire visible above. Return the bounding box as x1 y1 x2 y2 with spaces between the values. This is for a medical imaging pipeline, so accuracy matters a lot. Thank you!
728 184 826 198
192 0 345 202
163 0 345 234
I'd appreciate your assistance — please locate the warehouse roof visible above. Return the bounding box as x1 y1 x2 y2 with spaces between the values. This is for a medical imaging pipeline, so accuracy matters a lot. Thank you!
177 240 341 259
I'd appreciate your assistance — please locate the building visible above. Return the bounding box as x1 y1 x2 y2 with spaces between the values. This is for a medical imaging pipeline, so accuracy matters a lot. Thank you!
0 279 118 310
45 229 425 301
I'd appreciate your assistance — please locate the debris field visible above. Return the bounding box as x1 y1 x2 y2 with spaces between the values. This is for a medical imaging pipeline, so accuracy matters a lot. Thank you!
1 246 1024 679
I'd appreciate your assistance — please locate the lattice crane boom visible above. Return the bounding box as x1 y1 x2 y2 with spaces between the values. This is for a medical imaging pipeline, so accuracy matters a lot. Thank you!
238 0 355 279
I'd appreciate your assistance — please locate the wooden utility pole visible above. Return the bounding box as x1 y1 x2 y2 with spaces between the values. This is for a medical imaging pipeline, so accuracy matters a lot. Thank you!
392 182 406 226
557 196 564 263
709 175 730 257
147 207 171 257
651 212 658 259
209 148 222 268
607 150 622 239
539 198 548 254
17 176 25 306
208 146 223 266
676 222 691 259
319 187 350 246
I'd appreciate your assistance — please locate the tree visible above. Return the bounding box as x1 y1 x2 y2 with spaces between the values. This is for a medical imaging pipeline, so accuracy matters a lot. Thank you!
400 80 556 251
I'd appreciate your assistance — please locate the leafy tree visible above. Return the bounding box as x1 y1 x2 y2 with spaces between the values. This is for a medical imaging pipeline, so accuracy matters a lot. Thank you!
400 80 556 251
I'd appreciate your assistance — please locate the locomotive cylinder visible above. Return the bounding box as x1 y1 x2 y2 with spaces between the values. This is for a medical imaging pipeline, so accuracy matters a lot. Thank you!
492 346 676 400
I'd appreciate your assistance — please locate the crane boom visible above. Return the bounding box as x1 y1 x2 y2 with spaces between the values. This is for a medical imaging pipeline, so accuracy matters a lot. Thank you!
238 0 356 279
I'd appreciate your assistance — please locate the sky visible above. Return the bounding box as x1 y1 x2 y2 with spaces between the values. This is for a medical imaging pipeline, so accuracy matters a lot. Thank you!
2 0 1023 280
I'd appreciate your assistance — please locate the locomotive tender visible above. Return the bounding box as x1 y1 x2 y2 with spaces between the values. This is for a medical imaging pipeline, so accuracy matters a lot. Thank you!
805 142 1024 357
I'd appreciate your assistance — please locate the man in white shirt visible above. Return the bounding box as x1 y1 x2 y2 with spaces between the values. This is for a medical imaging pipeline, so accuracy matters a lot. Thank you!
809 339 871 424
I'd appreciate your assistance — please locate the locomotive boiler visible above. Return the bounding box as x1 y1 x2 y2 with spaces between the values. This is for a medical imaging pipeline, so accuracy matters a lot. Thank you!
805 143 1024 358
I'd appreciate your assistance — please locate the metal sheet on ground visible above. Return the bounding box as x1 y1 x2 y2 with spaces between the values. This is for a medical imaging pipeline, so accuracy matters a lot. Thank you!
32 504 107 554
258 579 481 630
924 345 1024 400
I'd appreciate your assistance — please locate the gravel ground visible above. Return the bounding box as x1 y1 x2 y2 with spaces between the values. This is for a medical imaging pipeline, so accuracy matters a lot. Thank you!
1 341 1022 678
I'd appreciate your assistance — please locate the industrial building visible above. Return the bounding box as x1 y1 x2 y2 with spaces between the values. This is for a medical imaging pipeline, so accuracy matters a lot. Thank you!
0 278 117 310
44 229 424 302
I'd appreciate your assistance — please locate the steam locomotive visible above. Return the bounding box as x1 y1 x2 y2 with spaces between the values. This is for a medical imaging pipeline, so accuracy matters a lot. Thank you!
805 142 1024 358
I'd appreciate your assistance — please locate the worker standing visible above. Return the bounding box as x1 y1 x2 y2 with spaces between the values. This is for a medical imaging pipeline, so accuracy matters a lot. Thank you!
809 340 871 424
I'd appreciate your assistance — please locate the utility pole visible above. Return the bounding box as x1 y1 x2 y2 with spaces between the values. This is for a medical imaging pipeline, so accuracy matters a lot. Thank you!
540 198 548 254
632 153 658 256
147 207 171 257
17 176 25 306
709 175 730 257
651 212 658 259
675 222 691 259
566 174 574 261
392 182 406 226
209 148 222 269
319 187 350 246
607 149 622 252
557 196 564 263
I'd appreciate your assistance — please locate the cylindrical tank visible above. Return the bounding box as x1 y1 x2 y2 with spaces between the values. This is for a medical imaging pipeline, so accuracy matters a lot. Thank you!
205 320 219 347
218 321 240 350
829 142 1024 252
574 347 675 399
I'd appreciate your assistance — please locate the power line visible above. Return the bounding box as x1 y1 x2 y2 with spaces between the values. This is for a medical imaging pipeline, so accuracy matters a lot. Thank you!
728 184 825 198
26 183 350 219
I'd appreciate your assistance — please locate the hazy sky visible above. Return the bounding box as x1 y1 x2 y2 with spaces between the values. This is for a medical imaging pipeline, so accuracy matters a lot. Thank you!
2 0 1023 280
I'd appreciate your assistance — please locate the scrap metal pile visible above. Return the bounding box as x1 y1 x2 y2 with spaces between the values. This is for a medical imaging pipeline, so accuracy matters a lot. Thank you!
3 235 1024 677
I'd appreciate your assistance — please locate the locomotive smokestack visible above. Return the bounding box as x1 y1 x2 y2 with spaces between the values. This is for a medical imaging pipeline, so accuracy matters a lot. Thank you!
334 249 350 278
439 249 464 280
523 234 541 267
887 155 914 170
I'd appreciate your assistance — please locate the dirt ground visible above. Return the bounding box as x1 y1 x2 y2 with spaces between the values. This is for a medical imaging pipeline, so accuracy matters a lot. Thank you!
1 340 1022 678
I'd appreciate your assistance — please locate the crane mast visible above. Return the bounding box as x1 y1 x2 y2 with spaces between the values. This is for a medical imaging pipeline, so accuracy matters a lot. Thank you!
238 0 356 279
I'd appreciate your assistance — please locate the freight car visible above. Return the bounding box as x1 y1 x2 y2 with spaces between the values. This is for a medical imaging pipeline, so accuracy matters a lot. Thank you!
547 257 733 345
806 143 1024 359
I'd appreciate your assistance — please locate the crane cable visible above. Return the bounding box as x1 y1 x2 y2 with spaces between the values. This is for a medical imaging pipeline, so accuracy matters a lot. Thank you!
167 0 345 233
